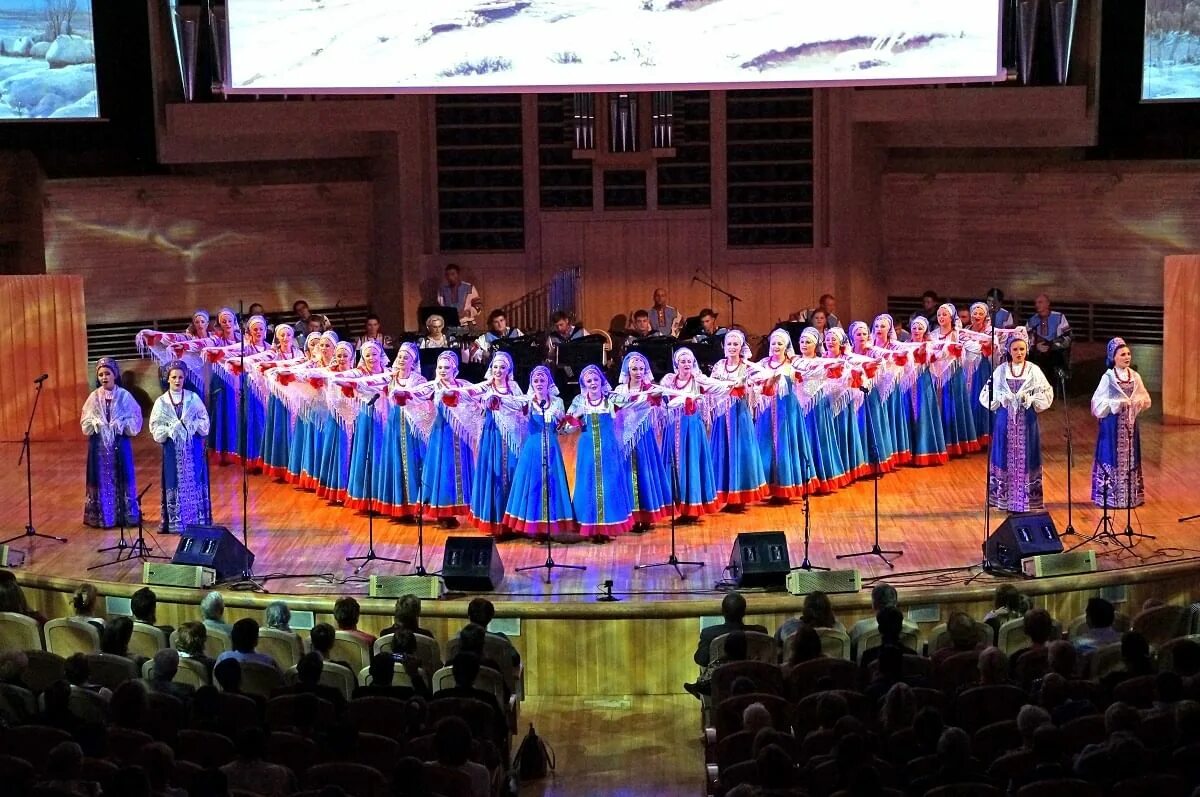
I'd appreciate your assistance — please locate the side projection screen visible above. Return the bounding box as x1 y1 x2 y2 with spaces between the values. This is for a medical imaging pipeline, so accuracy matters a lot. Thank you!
225 0 1004 94
0 0 98 119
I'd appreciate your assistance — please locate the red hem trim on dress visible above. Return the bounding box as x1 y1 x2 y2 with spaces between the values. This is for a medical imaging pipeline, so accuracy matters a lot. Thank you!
910 452 949 467
501 514 579 536
423 504 469 519
676 499 723 517
579 517 635 537
632 506 671 525
718 485 769 505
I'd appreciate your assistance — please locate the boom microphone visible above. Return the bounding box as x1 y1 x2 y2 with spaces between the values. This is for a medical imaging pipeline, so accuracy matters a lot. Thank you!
33 373 48 384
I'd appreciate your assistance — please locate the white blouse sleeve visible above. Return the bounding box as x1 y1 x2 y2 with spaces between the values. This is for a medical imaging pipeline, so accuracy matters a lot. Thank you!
149 396 178 444
1090 372 1119 419
1027 366 1054 413
186 391 211 437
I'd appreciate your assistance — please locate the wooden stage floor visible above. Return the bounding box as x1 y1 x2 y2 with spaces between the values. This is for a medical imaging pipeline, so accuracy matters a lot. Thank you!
5 400 1200 602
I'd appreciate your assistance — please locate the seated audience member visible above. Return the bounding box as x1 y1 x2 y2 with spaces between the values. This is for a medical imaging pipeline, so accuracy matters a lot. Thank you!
859 607 918 670
686 630 749 698
39 741 101 797
431 652 508 745
100 615 137 661
1171 638 1200 677
310 622 356 673
391 757 429 797
263 600 294 633
1016 704 1051 750
0 569 46 624
1010 608 1055 686
64 652 112 699
909 726 987 793
983 584 1029 642
110 679 148 729
932 611 985 667
216 618 279 669
464 596 519 666
865 645 926 704
174 621 215 675
458 623 506 682
352 647 430 700
742 701 773 736
1045 638 1077 679
130 586 174 638
1099 631 1155 697
146 648 195 701
273 651 346 711
775 590 843 649
848 582 916 655
139 742 186 797
1073 597 1122 655
0 649 27 687
35 680 84 734
213 658 248 697
220 726 296 797
200 590 232 634
71 583 106 631
1038 672 1095 725
380 593 436 639
695 591 768 667
1008 724 1071 791
333 596 376 646
976 646 1009 687
755 742 802 795
910 706 945 759
729 676 758 697
782 625 825 673
1176 699 1200 748
879 682 916 735
429 716 491 797
1074 701 1147 787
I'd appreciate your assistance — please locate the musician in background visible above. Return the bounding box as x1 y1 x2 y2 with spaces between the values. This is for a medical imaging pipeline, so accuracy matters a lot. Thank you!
419 314 453 349
692 308 727 343
1025 293 1072 382
292 299 314 339
649 288 680 337
547 311 588 350
986 288 1016 329
623 309 660 354
471 309 523 363
356 313 394 350
438 263 481 328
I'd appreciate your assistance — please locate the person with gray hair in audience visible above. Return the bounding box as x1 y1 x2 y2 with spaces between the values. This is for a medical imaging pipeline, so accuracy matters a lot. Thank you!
976 646 1009 686
742 701 773 736
847 582 918 657
263 600 293 632
200 590 231 633
145 648 194 701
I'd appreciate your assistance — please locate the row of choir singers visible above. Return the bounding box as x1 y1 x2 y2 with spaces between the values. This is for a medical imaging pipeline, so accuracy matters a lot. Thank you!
99 310 1149 539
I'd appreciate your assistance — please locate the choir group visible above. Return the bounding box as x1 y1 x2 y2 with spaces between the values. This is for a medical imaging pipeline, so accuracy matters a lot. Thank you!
77 302 1151 548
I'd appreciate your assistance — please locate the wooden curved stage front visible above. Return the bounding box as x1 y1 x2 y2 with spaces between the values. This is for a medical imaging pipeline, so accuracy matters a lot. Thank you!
8 400 1200 696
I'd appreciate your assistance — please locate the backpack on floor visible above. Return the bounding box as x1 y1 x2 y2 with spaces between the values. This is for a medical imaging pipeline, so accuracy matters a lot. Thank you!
513 722 555 781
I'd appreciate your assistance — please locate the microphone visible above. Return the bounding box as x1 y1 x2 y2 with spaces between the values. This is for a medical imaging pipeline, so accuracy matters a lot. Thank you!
367 393 381 407
33 373 48 384
691 272 699 283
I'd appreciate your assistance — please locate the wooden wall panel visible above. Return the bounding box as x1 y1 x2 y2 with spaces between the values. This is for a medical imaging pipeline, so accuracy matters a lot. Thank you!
881 169 1200 305
43 177 372 323
1163 255 1200 424
0 276 89 441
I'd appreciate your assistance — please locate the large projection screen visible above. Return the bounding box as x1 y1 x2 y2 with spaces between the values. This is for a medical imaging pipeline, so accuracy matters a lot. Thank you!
1142 0 1200 102
0 0 98 119
226 0 1004 94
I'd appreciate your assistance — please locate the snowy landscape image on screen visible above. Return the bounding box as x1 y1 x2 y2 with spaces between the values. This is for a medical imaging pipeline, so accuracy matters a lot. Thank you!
1142 0 1200 101
226 0 1002 93
0 0 97 119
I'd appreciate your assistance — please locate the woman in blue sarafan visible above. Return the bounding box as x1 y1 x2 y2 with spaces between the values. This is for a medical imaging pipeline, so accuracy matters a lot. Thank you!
259 324 304 480
930 302 981 458
754 328 817 500
419 350 480 528
795 328 850 492
468 352 526 536
339 340 392 510
904 317 948 466
871 314 912 466
277 331 328 486
980 335 1053 512
564 363 634 540
377 343 433 519
846 321 897 474
613 351 672 529
659 347 722 519
707 329 768 508
503 365 578 537
1090 337 1151 510
200 308 243 465
149 360 211 532
81 357 142 528
824 327 870 484
314 340 358 503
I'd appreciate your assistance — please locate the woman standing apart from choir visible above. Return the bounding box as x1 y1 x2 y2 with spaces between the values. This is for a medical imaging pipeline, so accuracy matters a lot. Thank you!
980 336 1053 512
149 361 212 532
1090 338 1151 509
82 357 142 528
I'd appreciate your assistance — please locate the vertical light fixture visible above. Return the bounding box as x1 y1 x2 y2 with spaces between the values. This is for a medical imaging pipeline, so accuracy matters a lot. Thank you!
1015 0 1041 86
169 1 202 101
652 91 673 149
1050 0 1078 86
207 1 230 94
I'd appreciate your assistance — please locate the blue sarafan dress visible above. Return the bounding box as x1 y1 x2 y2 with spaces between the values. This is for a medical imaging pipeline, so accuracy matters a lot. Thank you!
503 397 578 535
208 344 269 471
419 382 477 519
659 372 721 518
754 359 817 499
963 332 995 448
846 356 897 475
929 330 980 458
568 392 634 537
903 347 948 467
708 359 768 505
81 381 143 529
614 384 672 526
375 373 431 517
149 389 212 532
982 362 1054 512
795 361 850 492
345 393 384 512
875 352 913 467
469 388 525 536
1090 368 1151 509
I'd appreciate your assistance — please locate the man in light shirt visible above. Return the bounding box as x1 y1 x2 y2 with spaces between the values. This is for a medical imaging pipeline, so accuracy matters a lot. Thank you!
437 263 481 327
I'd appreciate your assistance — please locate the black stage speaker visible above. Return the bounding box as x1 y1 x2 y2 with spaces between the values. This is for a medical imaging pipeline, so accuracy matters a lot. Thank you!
728 531 790 588
983 511 1063 571
441 537 505 591
172 525 254 581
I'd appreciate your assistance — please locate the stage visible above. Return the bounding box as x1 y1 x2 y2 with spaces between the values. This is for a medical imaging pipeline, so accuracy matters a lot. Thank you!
6 399 1200 604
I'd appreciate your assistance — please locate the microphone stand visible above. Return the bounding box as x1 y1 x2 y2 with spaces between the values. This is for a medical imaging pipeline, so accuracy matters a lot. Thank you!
968 308 1001 581
348 393 410 574
1118 404 1154 548
635 404 703 579
227 302 265 593
1070 469 1117 552
1057 369 1079 539
791 424 827 572
838 384 902 568
90 483 162 570
692 273 742 329
516 401 585 584
3 376 67 546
